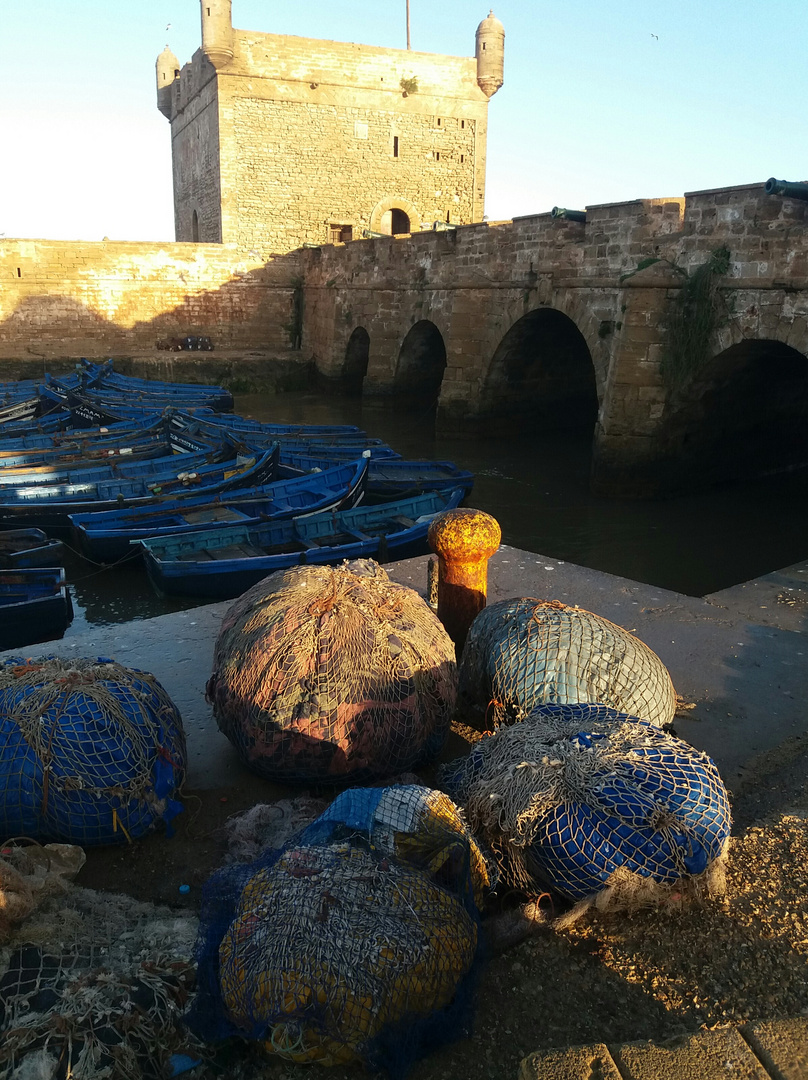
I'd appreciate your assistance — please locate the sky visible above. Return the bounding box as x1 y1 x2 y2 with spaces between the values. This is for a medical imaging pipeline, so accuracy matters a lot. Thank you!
1 1 806 242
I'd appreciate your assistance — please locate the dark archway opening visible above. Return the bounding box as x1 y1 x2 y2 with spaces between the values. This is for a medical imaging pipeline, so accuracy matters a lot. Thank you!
394 320 447 409
191 209 199 243
662 338 808 487
391 208 410 235
342 327 370 395
481 307 598 435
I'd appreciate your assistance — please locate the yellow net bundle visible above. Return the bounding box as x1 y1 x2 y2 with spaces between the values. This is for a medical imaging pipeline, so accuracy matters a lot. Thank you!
190 785 488 1074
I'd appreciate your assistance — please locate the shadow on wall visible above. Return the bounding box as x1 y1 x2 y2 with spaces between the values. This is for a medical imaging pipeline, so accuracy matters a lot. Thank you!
658 338 808 489
393 320 447 410
0 259 309 391
478 307 599 436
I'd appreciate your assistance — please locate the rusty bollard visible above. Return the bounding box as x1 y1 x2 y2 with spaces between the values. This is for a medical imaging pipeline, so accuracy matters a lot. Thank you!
428 508 501 655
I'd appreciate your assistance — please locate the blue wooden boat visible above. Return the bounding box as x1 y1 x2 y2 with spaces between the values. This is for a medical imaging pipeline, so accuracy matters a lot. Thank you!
0 568 74 649
78 359 234 410
170 410 365 440
50 367 234 412
0 413 168 453
69 457 368 562
0 528 65 568
0 445 279 532
0 428 192 471
278 453 475 501
139 487 465 600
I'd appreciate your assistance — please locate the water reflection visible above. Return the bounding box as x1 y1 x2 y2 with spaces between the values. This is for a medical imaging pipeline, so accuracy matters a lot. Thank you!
61 389 808 636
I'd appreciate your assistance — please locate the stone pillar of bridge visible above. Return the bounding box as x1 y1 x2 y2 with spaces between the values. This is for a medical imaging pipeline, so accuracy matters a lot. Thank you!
591 261 681 498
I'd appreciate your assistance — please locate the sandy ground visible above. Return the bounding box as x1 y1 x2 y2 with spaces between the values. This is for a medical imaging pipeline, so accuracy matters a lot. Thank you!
67 722 808 1080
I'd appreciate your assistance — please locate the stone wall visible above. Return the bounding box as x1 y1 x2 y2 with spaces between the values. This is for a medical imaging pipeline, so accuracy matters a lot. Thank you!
0 239 301 367
167 31 491 254
302 182 808 494
170 63 223 244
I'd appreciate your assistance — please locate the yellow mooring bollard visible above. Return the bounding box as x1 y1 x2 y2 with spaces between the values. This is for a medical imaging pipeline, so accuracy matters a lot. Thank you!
427 507 502 655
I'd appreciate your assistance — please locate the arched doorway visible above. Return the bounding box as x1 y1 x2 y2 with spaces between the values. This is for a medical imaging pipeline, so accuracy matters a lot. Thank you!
370 197 420 236
481 307 598 433
394 321 447 408
384 208 410 235
342 327 370 394
661 338 808 486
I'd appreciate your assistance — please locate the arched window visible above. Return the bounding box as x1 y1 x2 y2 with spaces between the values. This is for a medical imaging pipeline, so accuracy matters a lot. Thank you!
191 209 200 243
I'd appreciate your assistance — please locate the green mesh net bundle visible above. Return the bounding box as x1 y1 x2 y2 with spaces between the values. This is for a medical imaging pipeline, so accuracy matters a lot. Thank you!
188 784 489 1076
207 560 457 783
0 656 186 845
458 598 676 729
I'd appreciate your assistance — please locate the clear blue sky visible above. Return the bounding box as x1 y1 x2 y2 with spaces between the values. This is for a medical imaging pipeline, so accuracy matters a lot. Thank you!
1 1 805 241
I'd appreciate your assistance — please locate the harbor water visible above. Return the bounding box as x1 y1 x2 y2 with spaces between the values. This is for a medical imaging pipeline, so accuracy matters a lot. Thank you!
61 390 808 636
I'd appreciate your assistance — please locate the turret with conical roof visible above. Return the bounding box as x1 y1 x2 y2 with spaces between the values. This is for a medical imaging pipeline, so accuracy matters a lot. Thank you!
155 45 180 119
476 10 504 98
201 0 234 69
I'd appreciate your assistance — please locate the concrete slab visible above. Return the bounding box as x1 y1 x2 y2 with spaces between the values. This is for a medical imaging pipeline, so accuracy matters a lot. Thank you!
517 1043 621 1080
743 1018 808 1080
613 1027 768 1080
1 548 805 791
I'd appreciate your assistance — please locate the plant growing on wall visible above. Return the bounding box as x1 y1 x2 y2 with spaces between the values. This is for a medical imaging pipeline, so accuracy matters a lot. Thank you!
400 76 419 96
661 246 731 390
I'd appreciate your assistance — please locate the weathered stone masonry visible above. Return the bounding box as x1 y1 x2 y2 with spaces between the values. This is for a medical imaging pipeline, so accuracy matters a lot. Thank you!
0 239 300 376
2 186 806 496
157 2 504 253
302 182 808 495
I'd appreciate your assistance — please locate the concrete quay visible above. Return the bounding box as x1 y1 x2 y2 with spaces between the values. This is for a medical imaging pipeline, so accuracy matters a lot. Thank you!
4 544 804 793
1 545 806 1077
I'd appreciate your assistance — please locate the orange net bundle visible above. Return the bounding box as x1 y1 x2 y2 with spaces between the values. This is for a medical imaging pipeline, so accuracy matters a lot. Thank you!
207 560 457 783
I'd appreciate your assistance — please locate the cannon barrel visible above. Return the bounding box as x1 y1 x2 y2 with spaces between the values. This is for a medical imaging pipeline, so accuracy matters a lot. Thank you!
765 177 808 202
551 206 587 222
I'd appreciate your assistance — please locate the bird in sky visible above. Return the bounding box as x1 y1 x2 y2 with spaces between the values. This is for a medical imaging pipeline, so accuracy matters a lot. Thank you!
166 23 172 31
651 33 658 40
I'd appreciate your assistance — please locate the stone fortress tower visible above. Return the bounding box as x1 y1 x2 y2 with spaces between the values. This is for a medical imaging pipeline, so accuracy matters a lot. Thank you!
156 2 504 255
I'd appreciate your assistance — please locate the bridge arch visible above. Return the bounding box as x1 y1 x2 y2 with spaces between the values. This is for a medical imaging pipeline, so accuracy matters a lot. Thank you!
480 306 599 432
662 337 808 485
393 319 447 407
342 326 370 394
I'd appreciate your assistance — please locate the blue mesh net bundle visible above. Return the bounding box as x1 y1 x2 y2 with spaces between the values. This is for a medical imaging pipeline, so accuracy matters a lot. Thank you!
458 598 676 730
0 656 186 846
187 784 489 1077
207 560 457 784
441 703 731 913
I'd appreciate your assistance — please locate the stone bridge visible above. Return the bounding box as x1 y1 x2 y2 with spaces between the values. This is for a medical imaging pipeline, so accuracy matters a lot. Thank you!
301 181 808 497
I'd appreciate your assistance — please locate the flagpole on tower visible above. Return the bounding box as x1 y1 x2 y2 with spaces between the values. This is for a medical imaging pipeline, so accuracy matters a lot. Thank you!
406 0 411 49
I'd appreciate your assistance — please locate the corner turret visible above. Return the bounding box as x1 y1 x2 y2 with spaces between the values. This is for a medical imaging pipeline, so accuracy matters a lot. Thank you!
201 0 234 69
475 10 504 98
156 46 180 119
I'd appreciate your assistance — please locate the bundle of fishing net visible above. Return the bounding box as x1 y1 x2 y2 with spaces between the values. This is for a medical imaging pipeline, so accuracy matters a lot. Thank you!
443 703 731 918
458 598 676 729
0 840 204 1080
207 560 457 783
0 656 186 845
188 784 490 1076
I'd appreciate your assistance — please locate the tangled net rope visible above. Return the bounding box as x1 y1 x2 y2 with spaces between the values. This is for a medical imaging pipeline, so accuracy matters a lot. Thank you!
189 785 488 1075
0 656 186 845
458 599 676 729
0 842 202 1079
442 703 731 916
207 560 457 783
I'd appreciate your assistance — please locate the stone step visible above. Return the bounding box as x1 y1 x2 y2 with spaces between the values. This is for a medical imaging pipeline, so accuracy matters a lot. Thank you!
518 1019 808 1080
